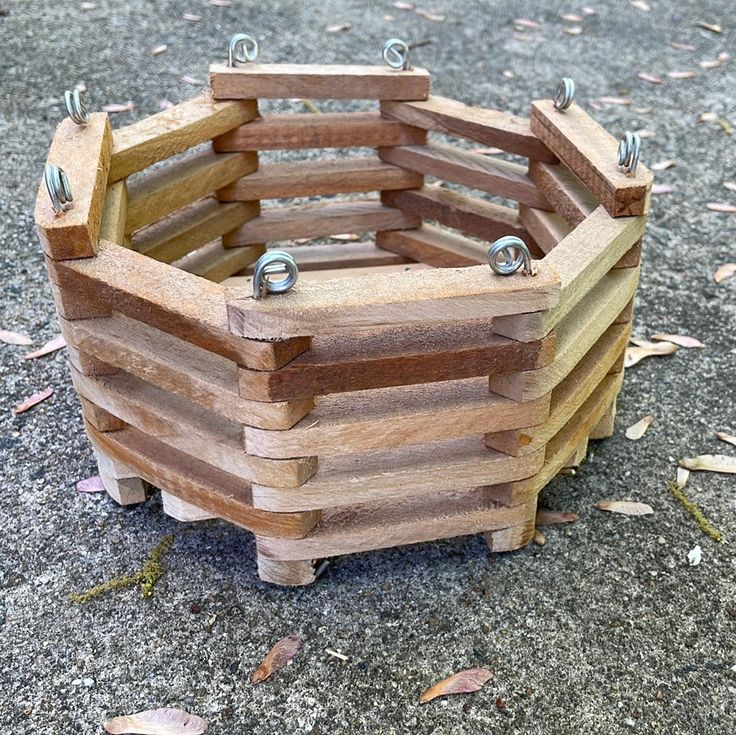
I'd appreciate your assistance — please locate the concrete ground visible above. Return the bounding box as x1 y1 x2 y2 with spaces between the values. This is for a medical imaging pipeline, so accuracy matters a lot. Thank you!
1 0 734 733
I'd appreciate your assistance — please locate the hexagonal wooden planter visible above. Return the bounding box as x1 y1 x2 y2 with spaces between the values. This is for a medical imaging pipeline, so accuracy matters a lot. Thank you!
35 59 651 585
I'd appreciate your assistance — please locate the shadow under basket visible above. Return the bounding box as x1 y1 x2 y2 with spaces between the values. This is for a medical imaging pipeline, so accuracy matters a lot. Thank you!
35 60 652 585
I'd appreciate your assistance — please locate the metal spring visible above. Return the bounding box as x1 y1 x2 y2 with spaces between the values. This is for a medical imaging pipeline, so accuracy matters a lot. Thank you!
64 88 90 125
44 165 74 215
382 38 410 70
488 236 533 276
617 131 641 175
553 77 575 111
228 33 259 66
253 250 299 299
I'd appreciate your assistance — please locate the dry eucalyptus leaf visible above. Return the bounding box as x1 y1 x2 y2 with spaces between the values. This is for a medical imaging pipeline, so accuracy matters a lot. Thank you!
326 22 352 32
651 333 704 348
696 21 722 34
667 70 698 79
676 466 690 488
700 52 730 68
23 334 65 360
717 117 733 134
103 102 135 113
595 500 654 516
715 431 736 447
181 75 203 86
415 9 445 21
0 329 32 346
252 634 302 684
635 128 656 139
104 708 207 735
182 13 201 21
151 44 168 56
624 341 678 367
638 72 664 84
393 1 415 9
723 181 736 192
420 668 493 703
76 475 105 493
671 42 696 51
533 529 546 546
561 13 583 22
625 415 654 440
714 263 736 283
14 386 54 414
599 96 632 106
208 0 234 6
329 233 361 241
564 26 583 35
651 184 674 195
706 202 736 213
473 147 504 155
650 159 676 171
630 0 650 10
680 454 736 474
514 18 540 28
699 111 718 123
535 510 578 525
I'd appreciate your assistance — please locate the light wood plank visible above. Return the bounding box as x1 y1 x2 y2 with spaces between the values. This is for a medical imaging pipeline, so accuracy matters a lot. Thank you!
518 205 570 255
376 224 487 267
528 160 598 226
99 181 129 245
174 239 265 283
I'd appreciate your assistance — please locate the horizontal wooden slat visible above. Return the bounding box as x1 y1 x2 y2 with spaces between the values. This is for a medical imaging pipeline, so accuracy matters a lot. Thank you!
217 157 422 201
214 112 427 152
528 160 598 227
380 97 557 163
238 322 555 401
530 100 653 217
174 239 265 283
518 205 571 254
109 96 258 182
126 149 258 233
223 200 421 247
210 63 430 101
379 143 551 209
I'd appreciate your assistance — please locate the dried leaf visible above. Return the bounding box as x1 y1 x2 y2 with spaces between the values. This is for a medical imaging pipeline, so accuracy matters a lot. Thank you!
687 545 702 566
514 18 540 28
699 111 718 123
151 44 167 56
420 668 493 703
638 72 664 85
14 386 54 414
326 22 351 33
252 634 302 684
159 99 174 110
667 70 698 79
532 529 546 546
700 52 730 68
473 147 504 155
595 500 654 516
625 415 654 440
679 454 736 474
650 159 676 171
182 13 201 21
564 25 583 35
329 233 360 241
104 708 207 735
208 0 234 6
630 0 650 11
599 96 632 106
393 1 415 9
624 341 678 367
676 466 690 488
635 128 656 139
561 13 583 22
76 475 105 493
181 75 203 86
23 334 65 359
670 42 696 51
415 9 445 21
706 202 736 213
650 333 704 348
717 117 733 134
0 329 32 345
696 21 722 34
651 184 674 195
724 182 736 192
715 431 736 447
714 263 736 283
103 102 135 113
535 510 578 525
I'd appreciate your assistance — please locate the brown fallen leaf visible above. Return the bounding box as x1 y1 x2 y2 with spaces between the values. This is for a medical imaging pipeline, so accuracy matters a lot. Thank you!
415 9 445 21
535 510 578 525
533 528 546 546
696 21 722 34
182 12 201 22
326 22 351 33
651 184 674 195
329 233 361 241
717 117 733 135
561 13 583 22
76 475 105 493
706 202 736 213
595 500 654 516
104 708 207 735
650 333 704 348
650 159 676 171
625 341 678 367
723 181 736 192
638 72 664 85
14 386 54 414
625 415 654 440
670 42 696 51
23 334 65 359
473 147 504 155
679 454 736 474
0 329 32 346
252 634 302 684
393 1 415 9
181 75 203 86
635 128 656 139
630 0 650 11
208 0 233 6
700 52 730 68
420 668 492 703
599 96 632 106
667 70 698 79
103 102 135 113
514 18 540 28
564 26 583 35
151 44 168 56
714 263 736 283
699 111 718 123
715 431 736 447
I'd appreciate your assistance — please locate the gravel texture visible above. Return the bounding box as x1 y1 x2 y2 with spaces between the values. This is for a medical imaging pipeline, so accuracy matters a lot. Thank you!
1 1 735 733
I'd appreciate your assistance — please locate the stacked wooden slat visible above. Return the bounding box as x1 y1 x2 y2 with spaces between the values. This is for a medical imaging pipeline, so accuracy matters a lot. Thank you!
35 62 651 586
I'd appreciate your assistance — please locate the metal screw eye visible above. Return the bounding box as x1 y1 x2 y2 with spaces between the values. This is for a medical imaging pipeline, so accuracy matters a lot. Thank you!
44 165 74 215
617 131 641 175
228 33 259 66
488 236 533 276
253 250 299 299
64 88 90 125
553 77 575 111
382 38 410 70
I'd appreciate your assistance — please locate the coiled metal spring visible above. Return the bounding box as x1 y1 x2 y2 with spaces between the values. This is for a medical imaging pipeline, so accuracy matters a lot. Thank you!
382 38 410 70
553 77 575 111
253 250 299 299
44 165 74 215
64 88 90 125
488 236 533 276
228 33 259 66
617 131 641 175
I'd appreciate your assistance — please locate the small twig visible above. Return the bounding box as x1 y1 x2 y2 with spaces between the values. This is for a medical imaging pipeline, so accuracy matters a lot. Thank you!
667 481 723 543
408 38 434 50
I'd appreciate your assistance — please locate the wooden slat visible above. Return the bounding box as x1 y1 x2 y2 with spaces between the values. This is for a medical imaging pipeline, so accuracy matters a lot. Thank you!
381 187 534 249
71 366 316 487
238 323 556 401
99 181 128 246
132 197 260 263
210 64 430 101
378 143 550 209
530 100 653 217
223 200 421 248
380 97 557 163
527 160 598 226
60 312 313 429
226 258 560 339
217 157 422 201
518 205 571 254
35 113 113 260
126 149 258 233
492 207 645 341
109 96 258 182
85 422 319 538
376 224 485 267
214 112 426 152
174 239 265 283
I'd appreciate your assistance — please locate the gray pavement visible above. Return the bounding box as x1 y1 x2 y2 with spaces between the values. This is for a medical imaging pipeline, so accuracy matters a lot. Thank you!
1 1 735 733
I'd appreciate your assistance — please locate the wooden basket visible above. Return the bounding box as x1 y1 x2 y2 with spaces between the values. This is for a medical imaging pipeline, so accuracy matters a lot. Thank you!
35 58 652 585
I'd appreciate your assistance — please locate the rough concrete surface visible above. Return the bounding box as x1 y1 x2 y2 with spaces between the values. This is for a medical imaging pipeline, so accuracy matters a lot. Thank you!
1 1 735 733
